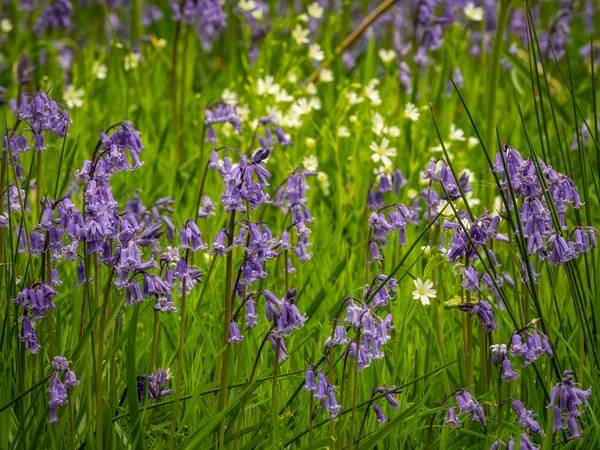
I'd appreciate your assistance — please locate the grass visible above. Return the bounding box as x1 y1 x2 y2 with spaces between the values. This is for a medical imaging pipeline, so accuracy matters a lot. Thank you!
0 1 599 449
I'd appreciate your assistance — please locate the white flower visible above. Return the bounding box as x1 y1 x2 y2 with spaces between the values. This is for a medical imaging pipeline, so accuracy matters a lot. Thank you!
364 86 381 106
92 61 107 80
378 48 397 64
292 25 310 45
251 8 264 20
449 124 466 141
297 13 309 22
303 154 319 171
238 0 257 12
345 92 364 105
349 115 358 123
337 126 350 138
468 136 479 149
274 88 294 103
370 138 397 167
256 76 279 96
317 171 330 195
307 2 324 19
308 43 324 61
319 68 333 82
464 2 484 21
420 245 432 256
222 88 238 105
123 52 141 71
305 83 317 95
412 278 436 306
238 104 250 121
305 138 316 149
387 126 401 137
63 85 84 108
155 38 167 49
404 102 420 121
291 98 315 116
372 113 385 136
288 72 298 83
1 19 13 33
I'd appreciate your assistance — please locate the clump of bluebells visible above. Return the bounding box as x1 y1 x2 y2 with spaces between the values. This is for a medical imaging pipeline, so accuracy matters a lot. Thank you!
443 389 486 428
548 371 592 439
491 145 596 269
137 368 174 403
48 356 79 423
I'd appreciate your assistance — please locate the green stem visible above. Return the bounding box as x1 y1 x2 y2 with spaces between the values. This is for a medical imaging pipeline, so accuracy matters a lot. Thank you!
216 212 236 449
169 276 187 449
484 0 511 201
270 340 281 447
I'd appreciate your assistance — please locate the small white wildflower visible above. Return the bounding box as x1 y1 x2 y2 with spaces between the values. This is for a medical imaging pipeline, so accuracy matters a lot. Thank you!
412 278 436 306
123 52 141 71
238 0 257 12
305 138 316 149
308 43 325 61
449 124 466 141
156 38 167 49
372 113 385 136
345 92 364 105
292 25 310 45
420 245 431 256
338 126 350 138
349 115 358 123
92 61 107 80
317 171 330 195
251 8 264 20
307 2 324 19
468 136 479 149
464 2 484 21
63 85 84 109
303 154 319 171
378 48 397 64
370 138 397 167
274 87 294 103
319 68 333 82
222 88 238 105
297 13 309 22
404 102 420 121
305 83 317 95
288 72 298 83
256 76 279 96
1 19 13 33
387 127 401 137
365 86 381 106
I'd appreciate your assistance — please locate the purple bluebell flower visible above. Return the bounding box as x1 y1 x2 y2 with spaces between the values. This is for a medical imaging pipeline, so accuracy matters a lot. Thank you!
204 102 240 142
501 358 520 382
19 318 41 354
455 390 486 425
547 370 591 437
444 407 462 428
172 0 227 50
458 300 499 332
304 368 316 391
512 400 543 435
228 321 244 344
373 404 387 424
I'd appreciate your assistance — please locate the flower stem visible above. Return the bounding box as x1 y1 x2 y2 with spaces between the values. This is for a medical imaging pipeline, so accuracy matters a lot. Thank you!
269 339 281 447
216 211 236 449
169 276 187 449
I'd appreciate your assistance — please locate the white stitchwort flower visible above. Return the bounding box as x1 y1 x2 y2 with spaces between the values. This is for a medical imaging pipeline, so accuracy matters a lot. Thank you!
464 2 484 21
370 138 397 167
92 61 107 80
319 68 333 83
412 278 436 306
449 124 466 141
378 48 397 64
308 43 325 62
63 85 84 108
307 2 324 19
337 126 351 138
404 103 420 121
256 76 279 96
292 25 310 45
303 155 319 171
1 19 13 33
238 0 257 12
124 52 141 71
468 136 479 149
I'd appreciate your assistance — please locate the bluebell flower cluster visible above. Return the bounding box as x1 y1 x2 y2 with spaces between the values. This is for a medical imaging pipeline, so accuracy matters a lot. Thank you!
48 356 79 423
